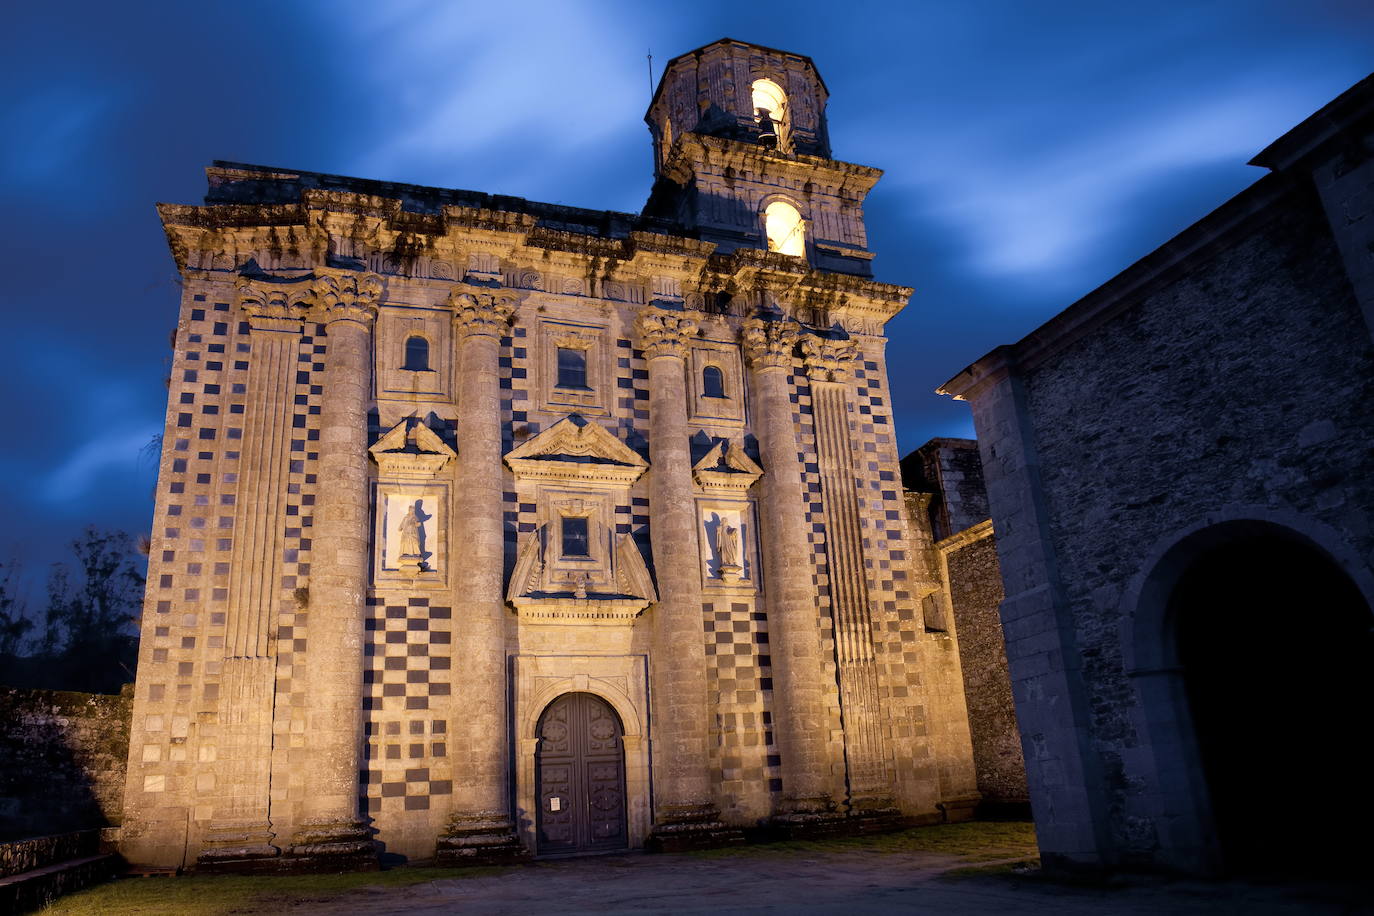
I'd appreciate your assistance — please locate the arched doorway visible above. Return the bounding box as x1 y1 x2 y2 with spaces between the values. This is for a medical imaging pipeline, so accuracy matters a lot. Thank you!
1169 531 1373 874
535 692 628 855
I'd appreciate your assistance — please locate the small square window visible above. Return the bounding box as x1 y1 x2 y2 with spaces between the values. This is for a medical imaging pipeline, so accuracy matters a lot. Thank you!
556 347 588 389
561 516 589 557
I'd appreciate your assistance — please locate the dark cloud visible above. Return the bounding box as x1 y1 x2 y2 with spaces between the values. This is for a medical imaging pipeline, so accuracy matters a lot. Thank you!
1 0 1369 588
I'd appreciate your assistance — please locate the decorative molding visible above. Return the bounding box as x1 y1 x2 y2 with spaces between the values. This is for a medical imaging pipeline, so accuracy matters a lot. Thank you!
504 416 648 487
635 307 701 360
741 316 800 369
801 336 859 382
450 287 517 339
506 524 655 622
369 417 456 477
692 440 763 493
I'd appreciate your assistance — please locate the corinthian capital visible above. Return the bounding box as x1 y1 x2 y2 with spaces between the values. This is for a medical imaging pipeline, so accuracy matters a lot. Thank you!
636 306 700 360
449 288 517 339
741 316 800 370
236 277 311 332
801 336 860 382
312 270 383 326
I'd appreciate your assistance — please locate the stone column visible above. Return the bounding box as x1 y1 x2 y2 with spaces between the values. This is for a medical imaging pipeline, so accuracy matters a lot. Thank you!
637 306 740 851
286 270 381 870
740 316 841 830
197 280 308 870
802 335 897 817
435 288 527 864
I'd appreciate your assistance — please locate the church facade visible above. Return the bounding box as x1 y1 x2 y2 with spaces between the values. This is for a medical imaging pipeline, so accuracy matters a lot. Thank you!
120 39 981 870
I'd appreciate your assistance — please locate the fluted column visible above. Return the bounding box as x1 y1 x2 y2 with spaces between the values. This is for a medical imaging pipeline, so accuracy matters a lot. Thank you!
637 307 739 850
435 288 527 864
288 270 381 868
741 317 839 824
198 280 309 869
802 336 895 812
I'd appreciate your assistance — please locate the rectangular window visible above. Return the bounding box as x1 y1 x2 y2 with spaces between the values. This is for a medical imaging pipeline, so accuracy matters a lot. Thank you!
556 347 588 389
561 516 590 557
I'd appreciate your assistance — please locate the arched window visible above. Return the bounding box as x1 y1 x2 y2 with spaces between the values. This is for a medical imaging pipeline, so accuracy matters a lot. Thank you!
751 78 788 150
764 200 805 257
403 335 429 371
556 347 588 389
702 365 726 398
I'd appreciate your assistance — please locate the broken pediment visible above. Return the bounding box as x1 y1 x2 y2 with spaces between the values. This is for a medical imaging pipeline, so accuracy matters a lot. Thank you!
504 415 648 487
369 417 456 476
506 524 656 623
692 439 763 493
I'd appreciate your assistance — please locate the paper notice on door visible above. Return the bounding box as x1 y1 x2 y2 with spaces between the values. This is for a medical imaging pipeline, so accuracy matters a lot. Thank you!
550 797 562 811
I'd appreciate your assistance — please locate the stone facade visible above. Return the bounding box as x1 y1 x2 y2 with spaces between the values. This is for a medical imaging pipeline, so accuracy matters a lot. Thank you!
120 39 980 870
940 75 1374 872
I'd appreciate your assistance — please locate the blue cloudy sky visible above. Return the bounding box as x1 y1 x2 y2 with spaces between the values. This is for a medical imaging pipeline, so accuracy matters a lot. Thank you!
1 0 1370 586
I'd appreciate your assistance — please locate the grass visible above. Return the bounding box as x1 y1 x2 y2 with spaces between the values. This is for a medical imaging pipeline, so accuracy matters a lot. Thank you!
41 866 502 916
687 820 1040 863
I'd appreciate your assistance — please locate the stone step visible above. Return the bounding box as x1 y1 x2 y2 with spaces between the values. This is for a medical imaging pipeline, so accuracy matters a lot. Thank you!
0 853 118 914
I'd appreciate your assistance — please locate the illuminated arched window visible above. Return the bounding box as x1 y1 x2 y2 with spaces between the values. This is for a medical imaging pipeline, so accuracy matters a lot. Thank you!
751 78 788 150
702 365 726 398
764 200 805 257
403 335 429 371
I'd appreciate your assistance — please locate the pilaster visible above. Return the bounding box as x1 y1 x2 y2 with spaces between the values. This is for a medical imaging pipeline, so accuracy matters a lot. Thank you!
435 287 528 864
801 336 897 817
637 306 742 851
285 269 382 870
196 279 310 871
740 317 842 830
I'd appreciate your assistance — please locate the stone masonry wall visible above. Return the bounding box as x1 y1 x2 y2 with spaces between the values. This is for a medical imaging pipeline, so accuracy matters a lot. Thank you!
0 687 132 840
942 532 1026 806
1019 182 1374 859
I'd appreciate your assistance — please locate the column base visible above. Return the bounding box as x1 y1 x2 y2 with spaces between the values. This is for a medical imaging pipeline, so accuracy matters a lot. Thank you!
645 803 745 853
765 796 850 841
435 812 531 866
280 818 377 873
844 795 904 835
195 820 281 874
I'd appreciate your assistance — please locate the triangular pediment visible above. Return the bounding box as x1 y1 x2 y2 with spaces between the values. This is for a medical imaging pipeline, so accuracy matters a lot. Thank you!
370 417 456 476
692 439 763 492
505 415 647 486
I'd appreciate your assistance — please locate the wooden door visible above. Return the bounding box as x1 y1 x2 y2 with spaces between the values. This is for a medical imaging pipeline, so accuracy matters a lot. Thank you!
536 692 628 855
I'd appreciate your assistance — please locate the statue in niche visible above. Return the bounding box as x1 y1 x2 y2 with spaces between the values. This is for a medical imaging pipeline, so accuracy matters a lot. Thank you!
712 515 744 583
397 499 432 574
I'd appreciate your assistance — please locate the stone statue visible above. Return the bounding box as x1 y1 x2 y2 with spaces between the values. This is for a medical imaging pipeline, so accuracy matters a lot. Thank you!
715 519 743 583
399 503 423 557
718 524 740 568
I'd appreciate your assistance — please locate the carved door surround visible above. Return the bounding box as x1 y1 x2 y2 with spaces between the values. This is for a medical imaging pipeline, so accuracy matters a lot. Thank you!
513 656 650 856
535 693 628 855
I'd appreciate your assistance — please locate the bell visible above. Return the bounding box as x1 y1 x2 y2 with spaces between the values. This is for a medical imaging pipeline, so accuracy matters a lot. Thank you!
756 108 777 149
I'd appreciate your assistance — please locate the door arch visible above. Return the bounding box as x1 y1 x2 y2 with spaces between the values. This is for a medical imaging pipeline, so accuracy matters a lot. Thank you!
535 692 628 855
1127 517 1373 874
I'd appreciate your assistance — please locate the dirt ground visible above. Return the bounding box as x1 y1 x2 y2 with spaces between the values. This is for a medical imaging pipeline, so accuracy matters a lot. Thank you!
280 848 1371 915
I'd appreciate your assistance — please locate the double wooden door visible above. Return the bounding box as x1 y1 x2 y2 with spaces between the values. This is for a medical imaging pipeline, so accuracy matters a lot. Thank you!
535 692 628 855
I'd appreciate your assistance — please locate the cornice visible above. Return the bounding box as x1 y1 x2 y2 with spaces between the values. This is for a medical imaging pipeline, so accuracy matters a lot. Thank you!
666 134 883 195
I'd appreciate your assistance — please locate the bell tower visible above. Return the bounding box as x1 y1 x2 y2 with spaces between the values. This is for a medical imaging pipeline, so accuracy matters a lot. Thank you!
643 39 880 277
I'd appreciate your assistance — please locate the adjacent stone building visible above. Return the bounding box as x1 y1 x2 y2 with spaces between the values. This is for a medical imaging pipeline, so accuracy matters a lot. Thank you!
940 75 1374 874
120 39 983 870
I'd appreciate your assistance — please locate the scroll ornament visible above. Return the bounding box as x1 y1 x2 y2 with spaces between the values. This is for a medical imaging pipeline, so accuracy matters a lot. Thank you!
635 306 700 360
801 336 859 382
450 289 517 339
741 316 800 369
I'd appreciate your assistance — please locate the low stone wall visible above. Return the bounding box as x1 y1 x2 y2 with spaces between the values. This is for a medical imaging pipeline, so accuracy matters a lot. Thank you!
0 686 132 841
